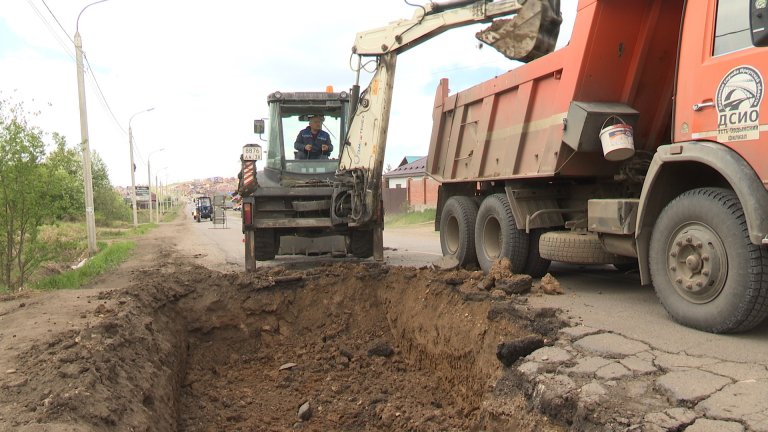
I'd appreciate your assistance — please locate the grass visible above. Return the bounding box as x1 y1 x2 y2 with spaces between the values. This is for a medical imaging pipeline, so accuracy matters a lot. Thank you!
385 208 436 227
34 241 136 290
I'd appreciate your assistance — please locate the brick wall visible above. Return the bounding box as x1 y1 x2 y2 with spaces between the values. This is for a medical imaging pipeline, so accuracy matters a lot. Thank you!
406 177 440 211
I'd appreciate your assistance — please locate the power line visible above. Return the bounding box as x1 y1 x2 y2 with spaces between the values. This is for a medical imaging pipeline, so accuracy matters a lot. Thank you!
26 0 76 62
40 0 74 45
31 0 130 136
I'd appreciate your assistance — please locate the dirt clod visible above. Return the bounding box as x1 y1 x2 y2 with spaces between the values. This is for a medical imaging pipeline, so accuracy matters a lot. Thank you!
496 275 533 295
539 273 564 295
368 341 395 358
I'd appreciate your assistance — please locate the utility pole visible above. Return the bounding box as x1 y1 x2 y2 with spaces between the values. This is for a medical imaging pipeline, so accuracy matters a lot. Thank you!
147 148 164 224
74 2 110 256
128 108 154 227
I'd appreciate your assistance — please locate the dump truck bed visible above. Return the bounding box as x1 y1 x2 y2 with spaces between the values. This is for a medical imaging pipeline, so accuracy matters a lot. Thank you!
427 0 684 183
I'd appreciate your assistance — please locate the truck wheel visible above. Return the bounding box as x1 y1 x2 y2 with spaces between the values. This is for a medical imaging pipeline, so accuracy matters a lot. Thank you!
244 232 257 271
348 230 374 259
649 188 768 333
439 196 478 267
254 229 277 261
475 193 528 274
539 231 628 265
524 228 552 278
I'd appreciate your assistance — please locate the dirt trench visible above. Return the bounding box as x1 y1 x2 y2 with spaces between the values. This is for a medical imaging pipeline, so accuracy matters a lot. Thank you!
0 253 565 432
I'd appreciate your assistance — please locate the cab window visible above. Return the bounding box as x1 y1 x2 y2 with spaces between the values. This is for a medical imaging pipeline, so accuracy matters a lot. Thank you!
713 1 752 56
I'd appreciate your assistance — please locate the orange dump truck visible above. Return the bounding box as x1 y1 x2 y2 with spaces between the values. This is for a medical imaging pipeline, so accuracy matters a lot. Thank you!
428 0 768 333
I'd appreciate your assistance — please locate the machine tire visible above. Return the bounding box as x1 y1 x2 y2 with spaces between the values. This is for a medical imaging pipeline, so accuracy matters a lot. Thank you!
348 230 374 259
539 231 623 265
254 228 277 261
524 228 552 278
439 196 479 267
475 193 529 274
649 188 768 333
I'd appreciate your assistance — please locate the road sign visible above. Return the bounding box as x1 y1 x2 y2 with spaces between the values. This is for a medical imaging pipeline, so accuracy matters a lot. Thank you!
136 186 150 202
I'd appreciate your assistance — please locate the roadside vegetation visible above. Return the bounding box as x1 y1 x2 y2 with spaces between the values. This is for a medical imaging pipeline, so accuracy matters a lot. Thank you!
0 96 155 293
385 208 436 227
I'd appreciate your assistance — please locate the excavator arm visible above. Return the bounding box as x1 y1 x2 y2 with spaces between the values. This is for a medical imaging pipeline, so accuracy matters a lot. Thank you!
333 0 561 259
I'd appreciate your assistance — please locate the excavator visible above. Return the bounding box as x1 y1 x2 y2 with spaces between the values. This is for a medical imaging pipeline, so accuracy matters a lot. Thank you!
238 0 561 269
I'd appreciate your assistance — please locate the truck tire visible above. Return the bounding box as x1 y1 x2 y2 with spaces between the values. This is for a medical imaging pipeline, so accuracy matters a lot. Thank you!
649 188 768 333
475 193 529 274
539 231 628 265
439 196 478 267
348 230 374 259
254 229 277 261
524 228 552 278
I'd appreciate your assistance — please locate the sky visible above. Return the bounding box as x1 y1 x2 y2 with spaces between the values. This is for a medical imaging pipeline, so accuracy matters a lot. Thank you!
0 0 576 187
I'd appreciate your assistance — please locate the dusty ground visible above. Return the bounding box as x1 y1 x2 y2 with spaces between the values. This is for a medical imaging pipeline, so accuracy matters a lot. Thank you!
0 215 567 432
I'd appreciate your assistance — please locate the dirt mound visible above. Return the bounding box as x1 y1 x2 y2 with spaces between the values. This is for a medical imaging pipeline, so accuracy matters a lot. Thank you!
0 254 566 431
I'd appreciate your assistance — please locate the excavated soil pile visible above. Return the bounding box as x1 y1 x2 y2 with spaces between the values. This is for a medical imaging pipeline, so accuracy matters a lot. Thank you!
0 255 566 432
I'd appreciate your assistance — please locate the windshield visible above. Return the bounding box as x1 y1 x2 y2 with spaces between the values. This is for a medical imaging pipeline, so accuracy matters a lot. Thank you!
265 98 348 175
199 197 211 206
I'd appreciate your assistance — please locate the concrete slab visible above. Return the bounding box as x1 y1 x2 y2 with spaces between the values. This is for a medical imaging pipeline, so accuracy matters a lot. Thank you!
684 418 745 432
596 362 631 380
558 326 600 341
655 370 731 405
526 346 572 364
574 333 650 358
654 353 719 370
566 357 614 376
621 356 658 375
697 380 768 432
700 362 768 382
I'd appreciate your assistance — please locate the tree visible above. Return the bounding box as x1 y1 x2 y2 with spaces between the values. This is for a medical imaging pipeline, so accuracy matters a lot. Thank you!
44 133 84 221
91 152 131 224
0 98 47 289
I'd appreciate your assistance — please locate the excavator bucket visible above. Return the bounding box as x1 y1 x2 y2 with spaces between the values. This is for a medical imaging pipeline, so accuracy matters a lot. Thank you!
476 0 562 62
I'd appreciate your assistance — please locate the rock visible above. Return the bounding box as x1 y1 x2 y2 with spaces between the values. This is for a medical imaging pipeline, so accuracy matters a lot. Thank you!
279 363 298 371
496 335 545 367
697 380 768 431
432 256 459 271
443 276 466 286
684 418 745 432
297 401 312 421
644 412 682 430
495 275 533 295
368 341 395 358
579 382 607 398
5 369 16 374
490 289 507 299
517 361 541 378
574 333 650 358
539 273 564 295
527 346 572 364
664 408 696 426
339 348 353 361
655 370 731 405
2 376 28 388
478 277 496 291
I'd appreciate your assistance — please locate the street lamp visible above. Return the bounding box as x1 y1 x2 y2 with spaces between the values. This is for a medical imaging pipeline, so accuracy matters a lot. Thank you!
128 107 155 227
75 0 111 255
147 148 165 223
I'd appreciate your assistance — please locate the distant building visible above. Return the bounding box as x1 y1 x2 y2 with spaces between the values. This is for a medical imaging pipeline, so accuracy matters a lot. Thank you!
383 156 439 212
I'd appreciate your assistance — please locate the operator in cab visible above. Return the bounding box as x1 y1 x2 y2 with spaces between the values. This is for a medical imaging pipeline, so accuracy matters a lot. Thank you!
294 114 333 159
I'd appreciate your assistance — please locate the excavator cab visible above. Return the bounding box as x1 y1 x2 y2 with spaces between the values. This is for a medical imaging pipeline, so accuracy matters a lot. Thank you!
261 91 350 182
